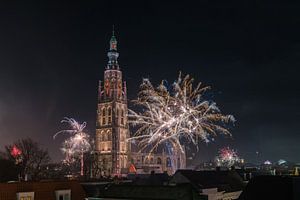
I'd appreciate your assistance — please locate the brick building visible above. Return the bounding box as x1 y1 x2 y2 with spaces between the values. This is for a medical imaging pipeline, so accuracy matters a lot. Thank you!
0 181 86 200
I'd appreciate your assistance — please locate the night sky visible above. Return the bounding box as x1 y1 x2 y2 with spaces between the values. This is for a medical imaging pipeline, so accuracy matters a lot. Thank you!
0 1 299 164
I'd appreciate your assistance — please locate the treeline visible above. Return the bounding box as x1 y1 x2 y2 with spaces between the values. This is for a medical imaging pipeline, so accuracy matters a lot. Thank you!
0 138 95 182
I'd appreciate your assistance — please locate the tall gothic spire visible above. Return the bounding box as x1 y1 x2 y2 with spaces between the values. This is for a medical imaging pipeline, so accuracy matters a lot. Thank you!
110 25 117 51
107 26 119 69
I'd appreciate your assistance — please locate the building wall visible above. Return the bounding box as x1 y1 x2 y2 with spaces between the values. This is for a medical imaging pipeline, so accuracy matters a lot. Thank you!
0 181 85 200
96 71 130 176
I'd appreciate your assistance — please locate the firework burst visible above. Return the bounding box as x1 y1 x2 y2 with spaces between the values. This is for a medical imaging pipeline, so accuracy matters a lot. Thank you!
60 133 91 164
128 72 235 158
54 117 91 175
53 117 87 139
216 147 240 167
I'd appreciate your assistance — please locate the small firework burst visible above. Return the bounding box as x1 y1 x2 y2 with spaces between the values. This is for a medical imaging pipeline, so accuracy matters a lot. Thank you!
10 145 22 158
216 147 240 167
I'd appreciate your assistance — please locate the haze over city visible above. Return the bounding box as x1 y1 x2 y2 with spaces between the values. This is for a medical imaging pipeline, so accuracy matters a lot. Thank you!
0 1 299 164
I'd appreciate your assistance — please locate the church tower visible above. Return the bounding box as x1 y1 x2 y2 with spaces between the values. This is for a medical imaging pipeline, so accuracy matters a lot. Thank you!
96 30 130 176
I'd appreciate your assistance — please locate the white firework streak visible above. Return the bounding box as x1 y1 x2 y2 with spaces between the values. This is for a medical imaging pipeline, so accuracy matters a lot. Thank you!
128 72 235 155
54 117 91 166
53 117 87 139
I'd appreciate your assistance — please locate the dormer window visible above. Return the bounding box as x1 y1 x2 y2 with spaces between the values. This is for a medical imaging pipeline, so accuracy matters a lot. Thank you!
55 190 71 200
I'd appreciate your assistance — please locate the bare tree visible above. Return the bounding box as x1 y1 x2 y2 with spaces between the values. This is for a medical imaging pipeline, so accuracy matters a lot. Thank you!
4 138 51 181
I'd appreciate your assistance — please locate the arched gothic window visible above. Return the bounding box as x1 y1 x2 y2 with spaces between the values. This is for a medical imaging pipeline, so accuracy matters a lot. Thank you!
102 108 106 125
104 132 108 141
107 130 112 140
121 109 124 125
166 157 172 167
108 107 112 124
157 157 162 165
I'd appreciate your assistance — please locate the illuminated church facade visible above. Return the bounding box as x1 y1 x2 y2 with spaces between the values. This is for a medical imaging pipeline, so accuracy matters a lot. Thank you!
95 31 185 176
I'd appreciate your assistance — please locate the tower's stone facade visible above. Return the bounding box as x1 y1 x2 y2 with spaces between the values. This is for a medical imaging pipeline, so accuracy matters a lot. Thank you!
94 31 186 177
95 32 130 176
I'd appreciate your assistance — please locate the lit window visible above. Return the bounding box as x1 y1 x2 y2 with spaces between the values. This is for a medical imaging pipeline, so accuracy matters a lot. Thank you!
17 192 34 200
55 190 71 200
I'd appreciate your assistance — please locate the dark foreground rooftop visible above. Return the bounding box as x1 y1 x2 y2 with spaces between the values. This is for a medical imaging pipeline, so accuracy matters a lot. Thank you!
81 182 206 200
171 169 245 192
239 176 300 200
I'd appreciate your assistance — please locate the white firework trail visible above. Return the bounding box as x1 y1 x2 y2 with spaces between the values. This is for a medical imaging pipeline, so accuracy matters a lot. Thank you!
128 72 235 159
54 117 91 175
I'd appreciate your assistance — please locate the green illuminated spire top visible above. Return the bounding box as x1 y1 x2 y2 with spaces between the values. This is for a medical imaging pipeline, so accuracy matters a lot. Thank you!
107 25 119 69
110 25 117 51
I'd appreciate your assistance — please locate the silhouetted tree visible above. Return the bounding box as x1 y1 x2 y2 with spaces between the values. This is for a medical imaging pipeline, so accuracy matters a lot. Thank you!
4 138 51 181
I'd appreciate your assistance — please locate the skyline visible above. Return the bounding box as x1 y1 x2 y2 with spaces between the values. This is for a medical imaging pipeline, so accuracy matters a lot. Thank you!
0 1 299 164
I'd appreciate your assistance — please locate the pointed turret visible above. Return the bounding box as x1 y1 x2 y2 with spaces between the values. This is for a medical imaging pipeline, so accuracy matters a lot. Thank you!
110 26 117 51
107 26 119 69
